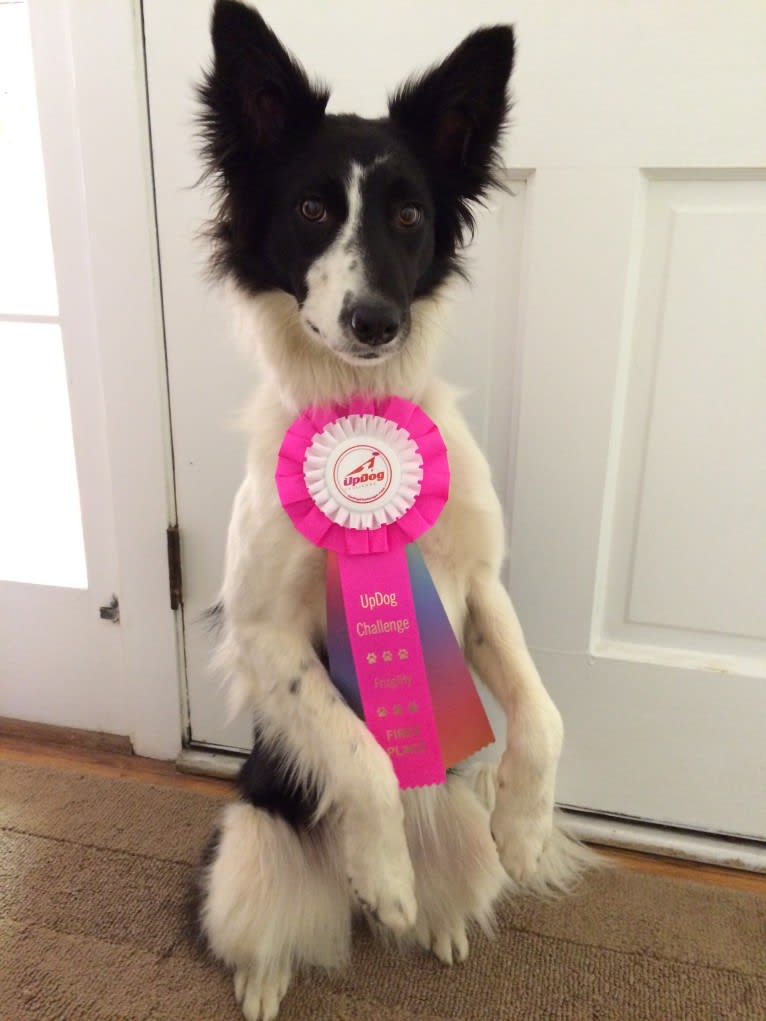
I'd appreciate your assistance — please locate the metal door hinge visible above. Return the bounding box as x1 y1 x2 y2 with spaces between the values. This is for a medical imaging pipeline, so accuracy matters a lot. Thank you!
99 594 120 623
167 524 183 610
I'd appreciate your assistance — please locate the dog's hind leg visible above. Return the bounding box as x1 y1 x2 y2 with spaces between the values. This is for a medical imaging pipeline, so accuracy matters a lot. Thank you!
200 802 352 1021
402 773 509 966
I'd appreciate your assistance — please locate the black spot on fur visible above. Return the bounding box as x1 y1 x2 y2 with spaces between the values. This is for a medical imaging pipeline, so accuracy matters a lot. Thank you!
237 727 321 829
289 675 302 694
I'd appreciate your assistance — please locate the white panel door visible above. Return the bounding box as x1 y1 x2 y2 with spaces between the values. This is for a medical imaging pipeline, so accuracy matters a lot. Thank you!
145 1 766 839
0 1 125 735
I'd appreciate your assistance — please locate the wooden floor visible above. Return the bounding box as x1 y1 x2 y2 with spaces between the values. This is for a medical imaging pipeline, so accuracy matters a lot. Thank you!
1 719 764 896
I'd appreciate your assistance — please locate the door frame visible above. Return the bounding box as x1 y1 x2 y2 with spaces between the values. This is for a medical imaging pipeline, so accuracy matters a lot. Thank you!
26 0 185 759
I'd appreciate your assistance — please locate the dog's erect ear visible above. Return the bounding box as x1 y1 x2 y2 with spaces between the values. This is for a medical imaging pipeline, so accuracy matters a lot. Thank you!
388 27 514 239
199 0 328 177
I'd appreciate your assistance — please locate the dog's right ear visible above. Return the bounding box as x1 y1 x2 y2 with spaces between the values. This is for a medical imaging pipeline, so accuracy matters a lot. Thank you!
199 0 328 177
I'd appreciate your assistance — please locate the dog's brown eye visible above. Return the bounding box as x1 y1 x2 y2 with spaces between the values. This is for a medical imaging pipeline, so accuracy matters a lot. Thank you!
299 198 327 222
396 204 423 229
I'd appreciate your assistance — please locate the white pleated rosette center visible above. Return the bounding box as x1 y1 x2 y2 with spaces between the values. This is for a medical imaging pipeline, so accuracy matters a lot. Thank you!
304 414 423 530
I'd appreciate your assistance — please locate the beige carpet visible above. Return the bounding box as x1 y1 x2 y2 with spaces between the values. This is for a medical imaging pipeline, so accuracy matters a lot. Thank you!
1 760 765 1021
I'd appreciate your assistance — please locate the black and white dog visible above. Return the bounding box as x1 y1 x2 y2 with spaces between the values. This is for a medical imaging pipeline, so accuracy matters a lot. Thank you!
197 3 596 1019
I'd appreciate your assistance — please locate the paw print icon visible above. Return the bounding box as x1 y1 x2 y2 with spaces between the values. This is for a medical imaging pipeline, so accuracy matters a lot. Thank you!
366 652 377 665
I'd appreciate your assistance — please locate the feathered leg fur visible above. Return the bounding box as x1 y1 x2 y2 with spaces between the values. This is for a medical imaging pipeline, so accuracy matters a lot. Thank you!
201 768 515 1021
200 803 352 1021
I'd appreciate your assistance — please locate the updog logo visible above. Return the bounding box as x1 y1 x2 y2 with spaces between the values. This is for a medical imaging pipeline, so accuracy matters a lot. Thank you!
332 443 394 506
344 452 384 488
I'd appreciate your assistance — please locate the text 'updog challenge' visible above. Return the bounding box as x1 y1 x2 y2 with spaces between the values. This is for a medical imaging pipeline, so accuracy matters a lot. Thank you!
357 590 411 636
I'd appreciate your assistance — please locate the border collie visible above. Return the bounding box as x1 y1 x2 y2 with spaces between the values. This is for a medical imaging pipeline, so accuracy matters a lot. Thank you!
196 3 596 1018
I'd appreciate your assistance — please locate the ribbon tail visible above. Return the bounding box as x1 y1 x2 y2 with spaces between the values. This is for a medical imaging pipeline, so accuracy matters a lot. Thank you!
406 544 495 766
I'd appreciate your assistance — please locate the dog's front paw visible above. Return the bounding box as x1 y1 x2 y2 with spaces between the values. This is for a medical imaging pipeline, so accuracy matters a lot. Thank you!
234 963 291 1021
491 795 553 884
346 855 417 933
344 823 417 933
491 754 556 884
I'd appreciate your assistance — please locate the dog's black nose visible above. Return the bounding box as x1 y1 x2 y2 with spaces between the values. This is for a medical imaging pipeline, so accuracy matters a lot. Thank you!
349 303 401 346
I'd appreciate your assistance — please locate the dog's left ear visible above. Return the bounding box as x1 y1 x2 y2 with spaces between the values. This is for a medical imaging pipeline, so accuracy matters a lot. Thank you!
389 27 514 230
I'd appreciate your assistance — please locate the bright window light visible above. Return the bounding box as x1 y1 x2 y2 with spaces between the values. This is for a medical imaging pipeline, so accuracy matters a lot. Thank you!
0 2 58 316
0 1 88 588
0 323 88 587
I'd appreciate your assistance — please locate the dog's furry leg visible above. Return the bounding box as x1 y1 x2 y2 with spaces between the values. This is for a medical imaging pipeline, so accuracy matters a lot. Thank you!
401 774 509 965
218 616 417 934
465 576 595 887
201 803 352 1021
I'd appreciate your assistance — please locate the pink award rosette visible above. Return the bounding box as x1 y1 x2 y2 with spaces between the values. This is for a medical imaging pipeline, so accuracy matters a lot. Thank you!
276 395 493 788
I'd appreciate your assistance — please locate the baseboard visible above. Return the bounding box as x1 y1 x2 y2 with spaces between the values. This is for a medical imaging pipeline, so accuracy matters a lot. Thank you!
177 746 243 780
565 812 766 874
176 747 766 874
0 715 133 756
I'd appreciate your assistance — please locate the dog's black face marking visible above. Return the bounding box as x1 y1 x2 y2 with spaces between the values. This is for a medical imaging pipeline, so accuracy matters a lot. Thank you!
199 0 514 364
